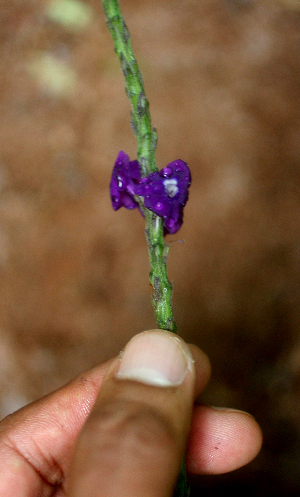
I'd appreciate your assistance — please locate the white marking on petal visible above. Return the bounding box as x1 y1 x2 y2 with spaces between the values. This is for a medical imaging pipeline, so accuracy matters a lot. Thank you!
163 178 178 198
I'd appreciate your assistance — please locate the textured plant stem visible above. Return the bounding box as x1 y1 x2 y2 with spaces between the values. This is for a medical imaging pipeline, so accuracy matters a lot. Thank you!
101 0 156 176
101 0 177 333
101 1 189 495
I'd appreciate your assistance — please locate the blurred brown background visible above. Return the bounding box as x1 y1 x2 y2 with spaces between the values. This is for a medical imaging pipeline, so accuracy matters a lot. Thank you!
1 0 300 494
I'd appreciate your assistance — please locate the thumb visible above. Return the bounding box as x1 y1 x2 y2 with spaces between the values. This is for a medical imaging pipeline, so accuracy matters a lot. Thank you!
68 330 198 497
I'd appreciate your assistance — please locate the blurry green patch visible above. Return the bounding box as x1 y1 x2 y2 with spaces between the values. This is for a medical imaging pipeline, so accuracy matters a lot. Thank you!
46 0 94 33
28 52 77 97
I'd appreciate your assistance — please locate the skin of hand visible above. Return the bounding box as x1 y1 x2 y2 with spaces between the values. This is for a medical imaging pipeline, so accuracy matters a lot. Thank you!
0 330 262 497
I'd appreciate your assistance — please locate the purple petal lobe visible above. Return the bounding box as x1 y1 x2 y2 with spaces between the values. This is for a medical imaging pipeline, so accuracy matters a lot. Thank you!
110 151 142 211
134 159 191 234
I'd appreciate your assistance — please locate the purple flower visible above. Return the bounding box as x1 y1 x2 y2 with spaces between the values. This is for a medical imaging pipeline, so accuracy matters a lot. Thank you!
110 152 191 234
110 151 141 210
134 160 191 234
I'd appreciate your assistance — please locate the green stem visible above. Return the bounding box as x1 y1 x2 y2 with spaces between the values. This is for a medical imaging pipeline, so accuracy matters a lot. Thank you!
101 0 156 176
101 0 176 333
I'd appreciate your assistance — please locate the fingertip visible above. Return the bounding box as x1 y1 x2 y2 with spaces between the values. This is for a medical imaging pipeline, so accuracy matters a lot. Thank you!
186 405 263 475
68 330 198 496
188 345 212 395
115 330 194 387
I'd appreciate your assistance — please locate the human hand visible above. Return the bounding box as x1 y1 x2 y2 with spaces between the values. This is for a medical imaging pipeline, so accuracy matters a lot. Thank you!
0 330 262 496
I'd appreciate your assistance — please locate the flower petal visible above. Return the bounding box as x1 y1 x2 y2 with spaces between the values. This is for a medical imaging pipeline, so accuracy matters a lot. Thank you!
134 160 191 234
110 151 141 211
